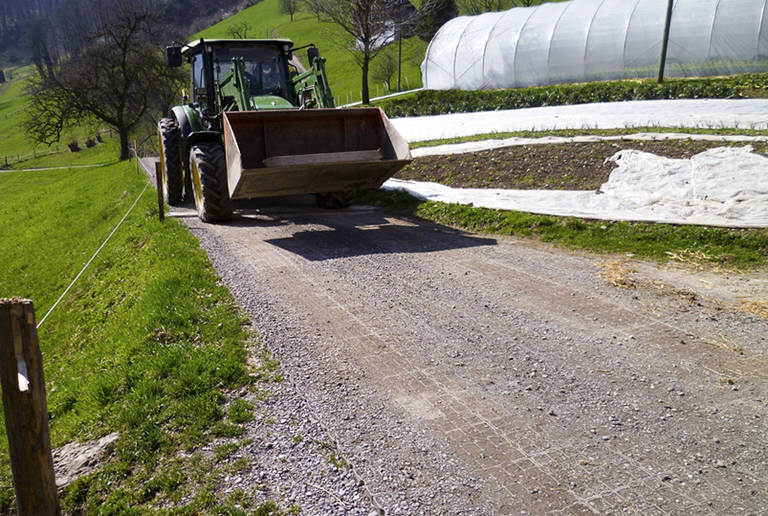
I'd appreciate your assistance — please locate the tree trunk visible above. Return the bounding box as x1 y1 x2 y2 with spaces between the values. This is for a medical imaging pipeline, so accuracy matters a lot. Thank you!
361 55 370 105
119 130 130 160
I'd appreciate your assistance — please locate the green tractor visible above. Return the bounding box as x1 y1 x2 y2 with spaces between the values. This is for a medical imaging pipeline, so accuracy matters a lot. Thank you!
158 38 411 222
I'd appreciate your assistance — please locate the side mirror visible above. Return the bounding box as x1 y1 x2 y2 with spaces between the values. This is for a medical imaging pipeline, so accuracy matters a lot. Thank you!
166 46 182 67
307 47 320 66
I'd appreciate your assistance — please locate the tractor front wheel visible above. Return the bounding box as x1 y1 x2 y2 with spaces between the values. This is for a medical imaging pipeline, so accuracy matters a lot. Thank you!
189 142 233 223
316 190 355 209
157 118 183 205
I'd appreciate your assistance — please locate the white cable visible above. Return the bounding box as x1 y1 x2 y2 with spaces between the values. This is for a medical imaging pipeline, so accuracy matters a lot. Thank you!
37 182 149 329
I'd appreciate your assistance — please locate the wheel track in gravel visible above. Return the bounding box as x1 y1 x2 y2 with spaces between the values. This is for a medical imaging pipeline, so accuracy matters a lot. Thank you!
182 199 768 515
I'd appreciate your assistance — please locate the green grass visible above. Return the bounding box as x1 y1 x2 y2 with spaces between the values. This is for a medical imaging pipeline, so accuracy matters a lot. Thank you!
358 190 768 270
411 126 768 149
195 0 427 105
0 143 263 511
0 65 110 167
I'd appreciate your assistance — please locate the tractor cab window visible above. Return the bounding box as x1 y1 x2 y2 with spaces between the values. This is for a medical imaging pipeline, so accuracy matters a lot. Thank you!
213 46 289 98
191 54 205 100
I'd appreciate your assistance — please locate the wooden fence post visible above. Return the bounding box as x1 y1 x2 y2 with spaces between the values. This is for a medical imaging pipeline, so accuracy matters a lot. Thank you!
155 161 164 222
0 298 58 515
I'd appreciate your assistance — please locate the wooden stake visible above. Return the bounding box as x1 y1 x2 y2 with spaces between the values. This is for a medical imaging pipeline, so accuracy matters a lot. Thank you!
155 161 165 222
0 298 58 515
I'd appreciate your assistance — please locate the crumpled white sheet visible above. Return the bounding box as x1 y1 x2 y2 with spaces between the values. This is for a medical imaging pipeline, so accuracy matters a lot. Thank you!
382 146 768 228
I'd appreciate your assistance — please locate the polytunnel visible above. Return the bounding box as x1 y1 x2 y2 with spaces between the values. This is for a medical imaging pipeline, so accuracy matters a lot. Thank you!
421 0 768 90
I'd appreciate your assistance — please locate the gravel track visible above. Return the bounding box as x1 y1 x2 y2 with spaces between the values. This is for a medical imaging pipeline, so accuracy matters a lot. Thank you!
177 195 768 515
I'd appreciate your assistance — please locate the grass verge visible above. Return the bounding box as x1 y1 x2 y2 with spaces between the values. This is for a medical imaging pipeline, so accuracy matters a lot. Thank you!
0 148 260 511
358 189 768 270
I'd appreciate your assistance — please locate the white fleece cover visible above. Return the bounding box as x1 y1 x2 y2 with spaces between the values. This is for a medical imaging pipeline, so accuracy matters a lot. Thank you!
381 146 768 228
390 99 768 142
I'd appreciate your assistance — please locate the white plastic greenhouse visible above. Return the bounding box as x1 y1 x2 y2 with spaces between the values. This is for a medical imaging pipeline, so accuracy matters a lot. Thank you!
421 0 768 90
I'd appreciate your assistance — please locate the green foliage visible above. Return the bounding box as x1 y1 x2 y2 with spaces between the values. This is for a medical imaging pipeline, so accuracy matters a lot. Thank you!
376 73 768 117
358 190 768 268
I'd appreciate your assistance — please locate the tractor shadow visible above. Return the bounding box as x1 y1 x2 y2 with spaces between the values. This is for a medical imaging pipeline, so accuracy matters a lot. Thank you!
229 195 497 262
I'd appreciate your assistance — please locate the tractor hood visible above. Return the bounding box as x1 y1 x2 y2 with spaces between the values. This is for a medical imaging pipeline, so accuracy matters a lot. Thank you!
251 95 295 110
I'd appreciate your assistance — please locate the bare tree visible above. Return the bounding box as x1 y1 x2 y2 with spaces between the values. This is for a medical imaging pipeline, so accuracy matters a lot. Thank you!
24 0 184 160
312 0 395 104
417 0 457 41
280 0 300 21
372 50 398 92
228 20 251 39
26 15 59 80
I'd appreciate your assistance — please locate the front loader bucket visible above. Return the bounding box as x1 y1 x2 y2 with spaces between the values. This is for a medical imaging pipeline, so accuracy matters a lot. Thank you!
223 108 411 200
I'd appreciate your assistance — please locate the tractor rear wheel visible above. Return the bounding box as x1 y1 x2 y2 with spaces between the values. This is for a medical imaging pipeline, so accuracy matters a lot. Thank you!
316 190 355 209
189 142 233 222
157 118 183 205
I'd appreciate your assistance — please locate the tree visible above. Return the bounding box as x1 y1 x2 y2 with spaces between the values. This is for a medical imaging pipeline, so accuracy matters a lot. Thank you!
228 20 251 39
26 15 59 80
372 50 398 92
457 0 543 15
24 0 183 160
280 0 300 21
417 0 457 41
311 0 400 104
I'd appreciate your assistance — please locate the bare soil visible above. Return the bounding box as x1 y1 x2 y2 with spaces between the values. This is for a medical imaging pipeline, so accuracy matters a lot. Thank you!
396 140 768 190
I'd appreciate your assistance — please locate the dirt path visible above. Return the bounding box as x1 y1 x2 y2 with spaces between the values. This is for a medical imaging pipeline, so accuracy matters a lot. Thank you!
180 196 768 514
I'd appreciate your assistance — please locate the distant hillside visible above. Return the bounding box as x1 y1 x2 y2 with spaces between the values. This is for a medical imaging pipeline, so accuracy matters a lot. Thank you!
0 0 258 66
195 0 428 105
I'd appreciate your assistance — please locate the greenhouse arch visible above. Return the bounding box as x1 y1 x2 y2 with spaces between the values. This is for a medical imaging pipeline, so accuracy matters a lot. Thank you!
421 0 768 89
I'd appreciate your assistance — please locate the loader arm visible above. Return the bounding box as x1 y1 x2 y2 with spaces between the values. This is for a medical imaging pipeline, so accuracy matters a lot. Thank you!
216 57 252 112
292 55 334 108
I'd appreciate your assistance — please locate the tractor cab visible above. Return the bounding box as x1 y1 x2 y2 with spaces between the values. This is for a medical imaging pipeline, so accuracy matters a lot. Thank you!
181 39 298 112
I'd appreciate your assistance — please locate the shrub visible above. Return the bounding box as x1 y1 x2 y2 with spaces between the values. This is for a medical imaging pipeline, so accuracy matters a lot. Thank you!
376 73 768 117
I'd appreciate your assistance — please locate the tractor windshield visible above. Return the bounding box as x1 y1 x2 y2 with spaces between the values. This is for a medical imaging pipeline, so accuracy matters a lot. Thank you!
191 45 290 99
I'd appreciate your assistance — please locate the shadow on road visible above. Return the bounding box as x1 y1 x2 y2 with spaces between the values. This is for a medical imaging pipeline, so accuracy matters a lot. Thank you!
227 195 496 261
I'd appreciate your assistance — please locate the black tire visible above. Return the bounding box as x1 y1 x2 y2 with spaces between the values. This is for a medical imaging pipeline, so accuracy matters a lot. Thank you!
316 190 355 209
189 142 233 222
157 118 184 205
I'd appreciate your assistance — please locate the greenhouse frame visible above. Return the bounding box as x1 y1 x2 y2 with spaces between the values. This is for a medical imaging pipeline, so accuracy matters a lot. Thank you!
421 0 768 89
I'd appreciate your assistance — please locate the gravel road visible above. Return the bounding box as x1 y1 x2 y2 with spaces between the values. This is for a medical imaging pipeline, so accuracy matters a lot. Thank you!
173 194 768 515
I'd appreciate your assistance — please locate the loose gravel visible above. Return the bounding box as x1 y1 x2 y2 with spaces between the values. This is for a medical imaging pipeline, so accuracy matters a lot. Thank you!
178 197 768 514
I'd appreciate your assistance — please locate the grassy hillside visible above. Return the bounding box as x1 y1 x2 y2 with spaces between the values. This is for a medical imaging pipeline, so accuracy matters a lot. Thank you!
0 66 106 167
0 84 263 511
0 66 36 161
195 0 428 105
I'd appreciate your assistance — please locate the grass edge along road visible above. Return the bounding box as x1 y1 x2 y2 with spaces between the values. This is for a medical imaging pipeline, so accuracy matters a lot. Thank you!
358 189 768 271
0 151 287 513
